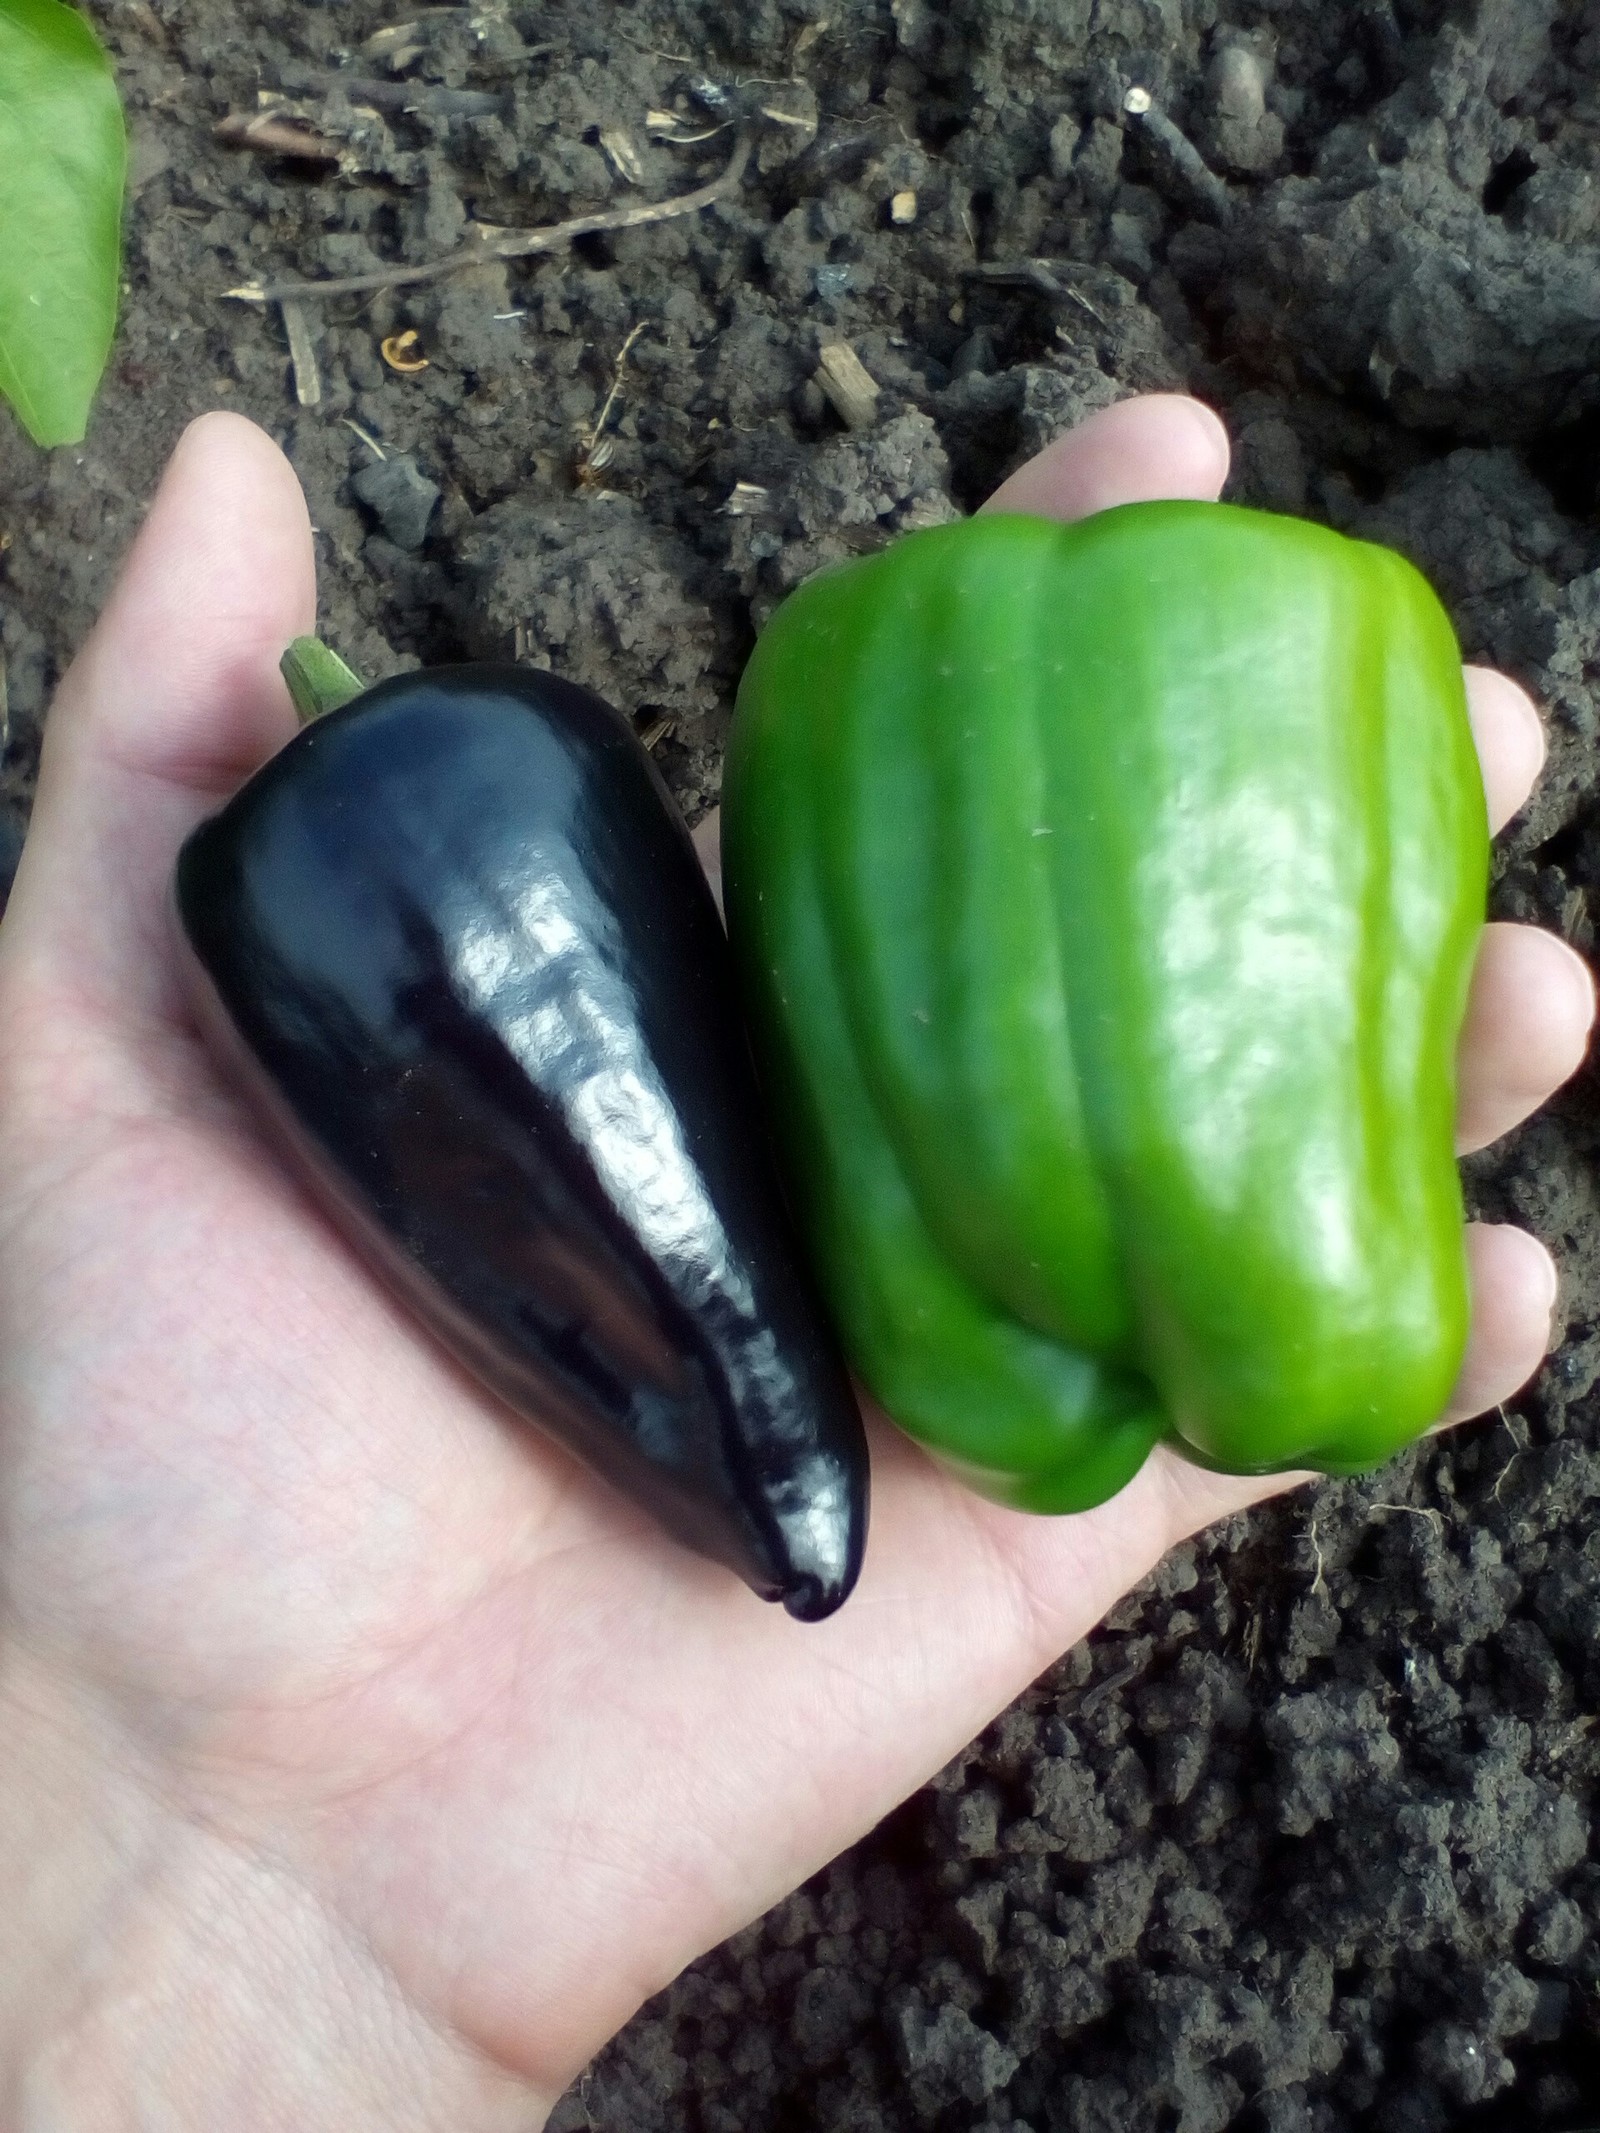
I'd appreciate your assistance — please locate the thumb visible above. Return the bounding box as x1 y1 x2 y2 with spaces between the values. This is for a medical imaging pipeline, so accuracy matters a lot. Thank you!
4 414 316 1035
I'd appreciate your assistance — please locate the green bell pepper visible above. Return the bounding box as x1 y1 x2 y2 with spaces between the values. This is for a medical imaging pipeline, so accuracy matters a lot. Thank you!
721 501 1489 1511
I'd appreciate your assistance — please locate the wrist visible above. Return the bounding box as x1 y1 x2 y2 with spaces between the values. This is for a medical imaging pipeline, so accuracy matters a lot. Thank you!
0 1645 548 2132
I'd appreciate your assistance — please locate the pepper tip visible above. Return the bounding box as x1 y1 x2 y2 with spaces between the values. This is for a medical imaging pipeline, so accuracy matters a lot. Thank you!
778 1570 849 1624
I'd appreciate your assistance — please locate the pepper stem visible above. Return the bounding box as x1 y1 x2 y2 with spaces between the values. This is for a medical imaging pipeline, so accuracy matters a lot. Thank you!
281 635 366 725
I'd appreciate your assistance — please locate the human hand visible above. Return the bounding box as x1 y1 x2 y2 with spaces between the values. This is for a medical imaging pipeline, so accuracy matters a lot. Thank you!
0 395 1588 2129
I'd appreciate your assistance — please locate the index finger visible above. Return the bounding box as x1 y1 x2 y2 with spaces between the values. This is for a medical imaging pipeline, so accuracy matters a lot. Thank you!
1465 667 1545 835
980 392 1232 519
985 404 1549 841
698 395 1236 900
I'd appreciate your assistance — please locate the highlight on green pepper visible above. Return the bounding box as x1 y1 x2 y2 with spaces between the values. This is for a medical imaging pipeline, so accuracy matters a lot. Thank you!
721 501 1489 1513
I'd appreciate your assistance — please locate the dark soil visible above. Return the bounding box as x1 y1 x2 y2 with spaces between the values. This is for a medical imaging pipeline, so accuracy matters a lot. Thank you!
4 1 1600 2126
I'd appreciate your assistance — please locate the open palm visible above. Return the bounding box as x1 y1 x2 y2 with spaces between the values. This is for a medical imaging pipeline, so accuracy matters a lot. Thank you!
0 397 1588 2127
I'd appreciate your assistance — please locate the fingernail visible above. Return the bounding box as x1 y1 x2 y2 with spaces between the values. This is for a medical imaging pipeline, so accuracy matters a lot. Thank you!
1539 1250 1561 1313
1180 397 1231 471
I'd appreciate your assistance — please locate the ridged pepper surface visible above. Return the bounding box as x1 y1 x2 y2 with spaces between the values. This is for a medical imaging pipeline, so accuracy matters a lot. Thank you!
721 502 1489 1511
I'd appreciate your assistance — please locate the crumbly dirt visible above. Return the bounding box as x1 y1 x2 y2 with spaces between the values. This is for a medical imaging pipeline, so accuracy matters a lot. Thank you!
4 1 1600 2125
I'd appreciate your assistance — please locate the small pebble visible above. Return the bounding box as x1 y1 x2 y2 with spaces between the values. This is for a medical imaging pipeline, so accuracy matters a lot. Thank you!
351 455 441 552
1212 44 1267 125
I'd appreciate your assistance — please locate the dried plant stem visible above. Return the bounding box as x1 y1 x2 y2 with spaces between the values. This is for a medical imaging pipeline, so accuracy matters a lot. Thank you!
215 112 343 161
228 128 754 306
280 300 323 406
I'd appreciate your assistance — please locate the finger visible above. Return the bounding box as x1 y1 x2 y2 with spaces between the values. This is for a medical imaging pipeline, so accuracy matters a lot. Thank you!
1456 922 1595 1153
6 414 316 1027
981 392 1231 521
691 810 723 914
1150 1440 1314 1545
1137 1215 1562 1536
700 395 1234 888
1465 667 1546 833
41 413 315 792
1442 1222 1558 1422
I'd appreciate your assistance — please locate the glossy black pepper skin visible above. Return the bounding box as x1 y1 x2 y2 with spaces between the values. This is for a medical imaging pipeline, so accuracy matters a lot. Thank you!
175 665 869 1619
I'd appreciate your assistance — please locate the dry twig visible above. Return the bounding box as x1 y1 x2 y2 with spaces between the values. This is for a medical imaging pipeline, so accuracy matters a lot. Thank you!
1369 1502 1447 1532
599 128 645 184
814 340 880 430
215 111 343 161
274 63 506 117
1080 1659 1142 1716
578 321 647 479
1121 85 1232 225
963 258 1113 327
342 419 387 459
226 127 754 306
1306 1505 1328 1597
280 300 323 405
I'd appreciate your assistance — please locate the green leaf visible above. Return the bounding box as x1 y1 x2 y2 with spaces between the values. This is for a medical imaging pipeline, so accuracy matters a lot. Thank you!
0 0 126 447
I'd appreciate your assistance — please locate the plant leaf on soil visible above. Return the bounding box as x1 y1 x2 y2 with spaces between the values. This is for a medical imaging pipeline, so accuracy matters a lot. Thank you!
0 0 125 447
